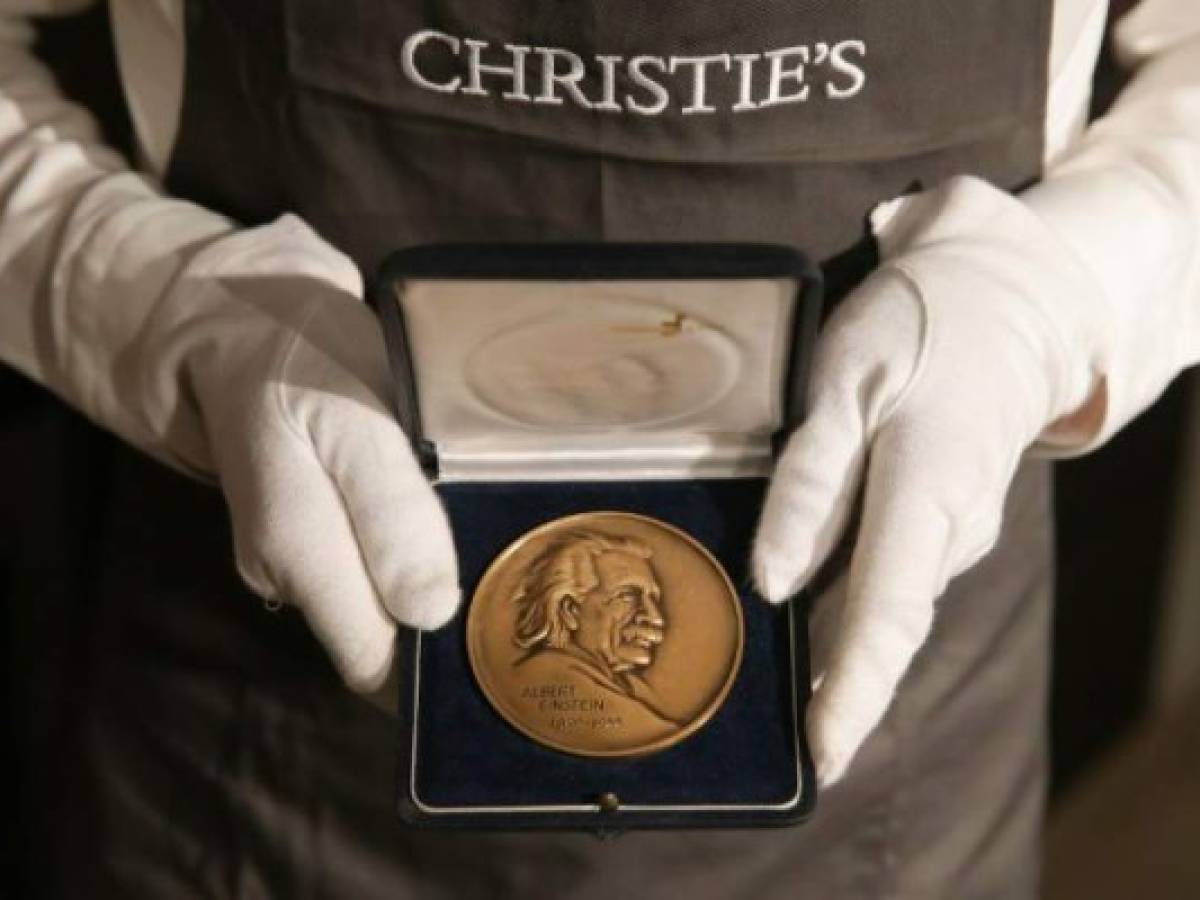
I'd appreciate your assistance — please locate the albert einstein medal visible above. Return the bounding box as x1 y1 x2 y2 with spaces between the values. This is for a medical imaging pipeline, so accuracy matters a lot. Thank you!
466 512 743 758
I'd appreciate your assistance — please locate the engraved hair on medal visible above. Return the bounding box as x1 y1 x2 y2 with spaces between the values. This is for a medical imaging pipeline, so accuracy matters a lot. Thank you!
511 530 680 726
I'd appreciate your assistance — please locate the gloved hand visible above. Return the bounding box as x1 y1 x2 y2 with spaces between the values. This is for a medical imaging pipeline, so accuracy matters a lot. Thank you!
752 7 1200 785
752 176 1114 786
143 215 460 691
0 10 459 691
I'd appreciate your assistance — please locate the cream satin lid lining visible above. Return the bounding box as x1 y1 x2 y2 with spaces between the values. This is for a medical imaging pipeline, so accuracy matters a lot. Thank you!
397 277 796 481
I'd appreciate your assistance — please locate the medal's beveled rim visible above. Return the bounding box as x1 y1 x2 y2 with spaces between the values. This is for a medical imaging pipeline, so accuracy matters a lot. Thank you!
466 510 745 759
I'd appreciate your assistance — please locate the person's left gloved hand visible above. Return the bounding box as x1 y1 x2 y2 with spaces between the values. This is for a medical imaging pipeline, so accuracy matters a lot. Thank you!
751 176 1115 786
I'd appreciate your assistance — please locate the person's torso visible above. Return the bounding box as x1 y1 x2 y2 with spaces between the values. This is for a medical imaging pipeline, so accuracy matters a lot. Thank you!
115 0 1110 174
110 0 1109 286
33 3 1082 896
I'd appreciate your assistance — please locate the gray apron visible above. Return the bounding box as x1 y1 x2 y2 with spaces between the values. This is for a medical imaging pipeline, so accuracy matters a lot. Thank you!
42 1 1054 896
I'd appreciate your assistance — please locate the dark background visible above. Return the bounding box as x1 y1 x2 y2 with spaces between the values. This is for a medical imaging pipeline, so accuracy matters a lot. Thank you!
1 0 1185 886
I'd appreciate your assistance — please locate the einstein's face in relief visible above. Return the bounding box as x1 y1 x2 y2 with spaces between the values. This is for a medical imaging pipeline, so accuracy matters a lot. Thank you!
571 549 664 673
512 531 667 681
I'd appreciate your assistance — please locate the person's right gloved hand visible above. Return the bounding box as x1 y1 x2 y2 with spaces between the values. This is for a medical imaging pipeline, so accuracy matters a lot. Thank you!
0 10 459 692
116 213 460 691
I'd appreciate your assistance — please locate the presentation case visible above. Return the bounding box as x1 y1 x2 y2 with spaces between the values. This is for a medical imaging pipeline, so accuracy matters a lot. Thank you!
373 243 822 831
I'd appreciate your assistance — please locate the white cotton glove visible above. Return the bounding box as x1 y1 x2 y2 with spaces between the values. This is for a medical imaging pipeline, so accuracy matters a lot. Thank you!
752 176 1113 787
0 15 459 691
752 9 1200 786
117 214 459 691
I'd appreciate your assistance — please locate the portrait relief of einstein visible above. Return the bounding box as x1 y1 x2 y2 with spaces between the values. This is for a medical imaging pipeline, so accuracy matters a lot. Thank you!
512 530 682 733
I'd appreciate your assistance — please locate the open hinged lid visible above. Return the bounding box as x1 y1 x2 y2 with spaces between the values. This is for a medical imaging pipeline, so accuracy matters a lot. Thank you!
373 244 822 482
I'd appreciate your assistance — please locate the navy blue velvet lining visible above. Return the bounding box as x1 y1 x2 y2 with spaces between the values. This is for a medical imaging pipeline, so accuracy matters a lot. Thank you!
406 479 809 810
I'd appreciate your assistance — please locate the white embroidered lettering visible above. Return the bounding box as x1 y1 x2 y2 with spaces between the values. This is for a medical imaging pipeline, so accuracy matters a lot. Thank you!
762 45 810 107
732 53 761 112
594 55 623 112
625 56 670 116
400 29 462 94
668 54 732 115
534 47 594 109
462 39 532 100
400 29 868 116
826 40 867 100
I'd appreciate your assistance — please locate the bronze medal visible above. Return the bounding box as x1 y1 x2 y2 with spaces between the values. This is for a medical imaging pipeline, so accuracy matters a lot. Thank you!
466 512 743 758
